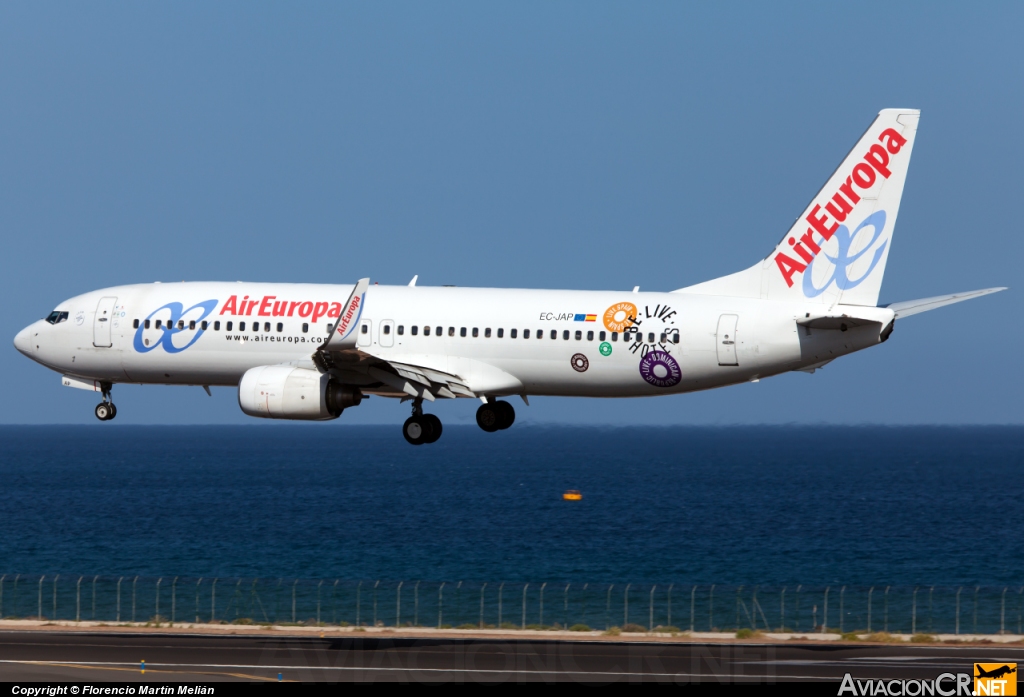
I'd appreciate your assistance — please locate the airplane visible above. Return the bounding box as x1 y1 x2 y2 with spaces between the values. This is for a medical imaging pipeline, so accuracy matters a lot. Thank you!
976 665 1017 680
13 109 1005 444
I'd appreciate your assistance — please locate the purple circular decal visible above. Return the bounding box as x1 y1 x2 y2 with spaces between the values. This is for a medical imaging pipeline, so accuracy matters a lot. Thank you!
638 350 681 388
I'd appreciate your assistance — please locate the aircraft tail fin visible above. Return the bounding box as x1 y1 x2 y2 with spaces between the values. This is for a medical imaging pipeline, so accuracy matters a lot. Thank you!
676 109 920 307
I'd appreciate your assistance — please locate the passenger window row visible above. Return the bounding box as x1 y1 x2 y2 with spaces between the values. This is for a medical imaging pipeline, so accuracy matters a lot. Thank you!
388 325 681 344
132 319 320 334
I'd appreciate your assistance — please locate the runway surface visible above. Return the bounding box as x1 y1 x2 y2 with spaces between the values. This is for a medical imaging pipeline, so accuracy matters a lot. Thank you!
1 631 1022 683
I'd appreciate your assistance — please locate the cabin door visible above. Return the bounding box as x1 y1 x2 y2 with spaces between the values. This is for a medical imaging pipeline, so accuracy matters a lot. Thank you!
93 296 118 348
716 314 739 366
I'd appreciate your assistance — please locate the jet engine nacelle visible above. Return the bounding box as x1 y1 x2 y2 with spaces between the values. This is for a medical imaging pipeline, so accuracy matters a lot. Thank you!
238 365 362 420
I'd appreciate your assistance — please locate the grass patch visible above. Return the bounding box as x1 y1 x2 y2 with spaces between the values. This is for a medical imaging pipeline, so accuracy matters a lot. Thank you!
603 627 621 636
569 624 592 632
457 624 478 630
499 622 518 630
864 632 901 643
841 632 861 641
910 634 938 643
654 625 681 634
231 618 254 625
621 623 647 633
735 628 765 639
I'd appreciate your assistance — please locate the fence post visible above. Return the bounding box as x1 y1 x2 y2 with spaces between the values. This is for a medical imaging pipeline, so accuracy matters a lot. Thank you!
884 586 889 633
37 576 43 620
929 586 934 634
606 585 613 630
438 582 445 629
211 578 217 623
795 585 801 633
867 587 873 632
690 585 696 633
332 580 339 625
356 581 362 627
292 580 298 624
397 582 404 628
538 582 546 627
373 580 379 627
76 576 82 622
582 583 588 628
839 586 845 634
973 586 979 635
624 584 631 628
1018 587 1022 635
317 580 323 626
667 584 673 629
415 581 420 627
194 578 202 623
955 587 961 635
912 587 917 635
155 578 162 622
735 586 742 630
709 585 715 631
999 585 1007 634
171 577 177 625
822 587 829 633
752 587 757 630
478 583 484 629
55 575 61 621
497 583 503 627
455 582 462 627
913 585 921 634
133 576 139 623
521 583 528 630
563 584 569 629
649 585 656 632
780 587 786 632
92 576 98 620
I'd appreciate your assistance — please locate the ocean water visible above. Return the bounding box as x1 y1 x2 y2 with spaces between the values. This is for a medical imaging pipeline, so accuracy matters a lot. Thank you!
0 424 1021 587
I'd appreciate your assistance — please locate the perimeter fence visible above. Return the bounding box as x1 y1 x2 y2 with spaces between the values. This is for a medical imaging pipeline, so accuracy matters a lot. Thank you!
0 576 1021 635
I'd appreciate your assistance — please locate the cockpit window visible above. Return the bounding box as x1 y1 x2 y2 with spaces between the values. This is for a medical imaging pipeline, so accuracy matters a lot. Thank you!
45 311 68 325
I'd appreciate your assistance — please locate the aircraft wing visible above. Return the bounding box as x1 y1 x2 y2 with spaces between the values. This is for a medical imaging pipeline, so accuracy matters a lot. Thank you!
881 287 1006 318
313 347 476 401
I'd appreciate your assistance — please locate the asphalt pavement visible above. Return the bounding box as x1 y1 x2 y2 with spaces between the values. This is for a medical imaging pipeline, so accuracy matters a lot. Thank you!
1 631 1022 683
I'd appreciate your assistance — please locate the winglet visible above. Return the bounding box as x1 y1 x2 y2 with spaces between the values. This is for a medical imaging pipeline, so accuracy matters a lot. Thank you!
322 278 369 350
408 275 418 287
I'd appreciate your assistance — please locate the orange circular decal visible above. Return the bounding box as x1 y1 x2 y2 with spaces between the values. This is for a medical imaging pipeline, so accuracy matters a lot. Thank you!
603 302 637 332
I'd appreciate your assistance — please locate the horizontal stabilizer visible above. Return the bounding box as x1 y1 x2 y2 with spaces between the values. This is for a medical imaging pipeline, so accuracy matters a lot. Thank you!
881 287 1006 318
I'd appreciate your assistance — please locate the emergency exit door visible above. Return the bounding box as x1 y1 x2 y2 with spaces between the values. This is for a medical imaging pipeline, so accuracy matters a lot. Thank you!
93 296 117 348
716 314 738 366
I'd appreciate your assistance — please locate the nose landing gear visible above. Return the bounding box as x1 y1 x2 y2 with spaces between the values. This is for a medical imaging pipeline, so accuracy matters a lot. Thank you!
476 400 514 433
95 385 117 421
402 400 442 445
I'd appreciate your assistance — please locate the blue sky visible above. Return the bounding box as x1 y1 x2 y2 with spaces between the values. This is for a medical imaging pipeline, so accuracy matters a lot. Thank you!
1 2 1020 425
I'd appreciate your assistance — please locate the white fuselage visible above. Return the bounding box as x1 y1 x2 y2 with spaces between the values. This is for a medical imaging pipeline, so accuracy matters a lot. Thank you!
14 281 891 400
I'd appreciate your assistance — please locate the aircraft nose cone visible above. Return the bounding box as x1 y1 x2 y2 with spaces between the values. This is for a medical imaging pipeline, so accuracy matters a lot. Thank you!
14 325 34 356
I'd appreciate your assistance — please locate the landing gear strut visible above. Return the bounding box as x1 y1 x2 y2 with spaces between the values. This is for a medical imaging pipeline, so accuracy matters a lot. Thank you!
402 400 442 445
95 385 117 421
476 400 514 433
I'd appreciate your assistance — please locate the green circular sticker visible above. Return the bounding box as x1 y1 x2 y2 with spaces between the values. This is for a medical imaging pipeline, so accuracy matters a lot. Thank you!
599 342 612 357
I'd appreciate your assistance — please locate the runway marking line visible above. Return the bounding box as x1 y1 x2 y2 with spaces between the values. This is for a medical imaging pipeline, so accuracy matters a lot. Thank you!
3 661 284 682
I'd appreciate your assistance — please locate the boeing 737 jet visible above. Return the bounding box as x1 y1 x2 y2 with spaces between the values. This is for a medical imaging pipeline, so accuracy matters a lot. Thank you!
13 109 1005 444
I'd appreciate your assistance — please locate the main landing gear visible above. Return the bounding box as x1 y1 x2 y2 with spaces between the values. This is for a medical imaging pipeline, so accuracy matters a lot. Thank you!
403 400 442 446
95 385 117 421
476 400 515 433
